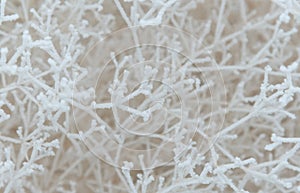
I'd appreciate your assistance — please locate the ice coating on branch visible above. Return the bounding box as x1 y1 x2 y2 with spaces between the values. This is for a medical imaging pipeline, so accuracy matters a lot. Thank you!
1 0 300 192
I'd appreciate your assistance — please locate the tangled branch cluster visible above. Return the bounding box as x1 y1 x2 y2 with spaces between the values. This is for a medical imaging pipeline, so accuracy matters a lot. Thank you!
1 0 300 192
